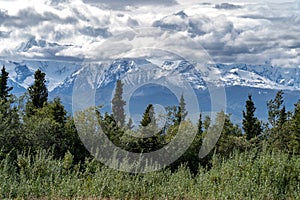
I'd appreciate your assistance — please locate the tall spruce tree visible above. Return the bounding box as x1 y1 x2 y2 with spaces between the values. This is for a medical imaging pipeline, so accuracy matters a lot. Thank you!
179 94 188 121
111 80 126 127
0 65 13 102
172 95 188 125
242 95 261 140
27 69 48 114
203 115 211 131
197 113 203 135
267 90 286 127
138 104 161 152
289 100 300 153
0 66 22 152
267 91 290 151
0 66 14 119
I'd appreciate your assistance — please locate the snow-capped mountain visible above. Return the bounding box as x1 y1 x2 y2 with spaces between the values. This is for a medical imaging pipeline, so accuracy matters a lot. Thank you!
214 62 300 90
18 37 62 53
3 57 300 97
2 58 300 123
1 60 81 93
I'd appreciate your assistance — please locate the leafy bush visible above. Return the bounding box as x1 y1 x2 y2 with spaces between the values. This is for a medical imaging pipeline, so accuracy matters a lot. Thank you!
0 149 299 199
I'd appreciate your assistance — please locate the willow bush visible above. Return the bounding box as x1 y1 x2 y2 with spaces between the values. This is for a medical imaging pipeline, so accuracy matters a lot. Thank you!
0 148 299 199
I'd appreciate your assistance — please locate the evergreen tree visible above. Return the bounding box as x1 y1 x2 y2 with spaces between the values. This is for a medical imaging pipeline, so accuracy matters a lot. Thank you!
0 65 13 102
48 97 67 125
26 69 48 115
267 90 285 127
266 91 290 151
137 104 162 152
174 106 182 125
179 94 188 121
0 65 13 118
0 102 22 152
203 115 211 131
171 95 188 126
100 112 124 147
214 111 244 156
197 113 203 135
0 66 22 152
289 100 300 153
278 105 287 128
111 80 126 127
165 105 178 129
140 104 156 127
126 117 134 130
242 95 261 140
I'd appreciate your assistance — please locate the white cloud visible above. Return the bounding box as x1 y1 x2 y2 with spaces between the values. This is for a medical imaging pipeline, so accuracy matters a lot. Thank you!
0 0 299 68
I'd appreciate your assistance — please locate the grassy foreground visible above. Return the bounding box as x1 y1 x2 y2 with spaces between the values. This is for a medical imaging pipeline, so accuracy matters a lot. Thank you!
1 149 300 199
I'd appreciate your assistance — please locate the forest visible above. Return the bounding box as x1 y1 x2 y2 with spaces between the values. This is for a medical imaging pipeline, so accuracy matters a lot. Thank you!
0 66 300 199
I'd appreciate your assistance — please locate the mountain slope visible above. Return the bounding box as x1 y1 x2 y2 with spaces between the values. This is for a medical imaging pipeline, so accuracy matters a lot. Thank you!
2 58 300 123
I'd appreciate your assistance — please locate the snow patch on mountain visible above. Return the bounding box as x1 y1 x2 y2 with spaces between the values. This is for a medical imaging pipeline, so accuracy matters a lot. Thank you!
0 60 81 91
214 63 300 90
2 58 300 102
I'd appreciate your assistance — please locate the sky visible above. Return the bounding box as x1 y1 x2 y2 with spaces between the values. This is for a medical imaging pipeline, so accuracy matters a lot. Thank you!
0 0 299 68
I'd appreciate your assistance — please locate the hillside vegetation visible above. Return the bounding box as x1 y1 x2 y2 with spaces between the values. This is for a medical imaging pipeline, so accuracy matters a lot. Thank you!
0 66 300 199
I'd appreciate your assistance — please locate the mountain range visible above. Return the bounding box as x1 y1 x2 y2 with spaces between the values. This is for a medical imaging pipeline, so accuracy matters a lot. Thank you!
1 58 300 125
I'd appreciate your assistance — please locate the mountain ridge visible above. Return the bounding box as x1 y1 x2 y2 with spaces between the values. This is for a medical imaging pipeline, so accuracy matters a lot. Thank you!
1 58 300 123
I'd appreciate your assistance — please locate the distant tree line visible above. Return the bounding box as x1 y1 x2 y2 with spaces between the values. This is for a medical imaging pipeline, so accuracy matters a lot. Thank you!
0 65 300 172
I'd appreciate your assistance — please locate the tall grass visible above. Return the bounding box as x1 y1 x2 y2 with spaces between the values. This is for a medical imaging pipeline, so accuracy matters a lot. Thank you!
0 148 299 199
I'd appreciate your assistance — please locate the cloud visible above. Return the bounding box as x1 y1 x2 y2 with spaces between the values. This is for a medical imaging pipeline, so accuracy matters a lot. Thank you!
79 26 112 38
0 0 299 68
214 3 242 10
0 30 11 38
83 0 177 9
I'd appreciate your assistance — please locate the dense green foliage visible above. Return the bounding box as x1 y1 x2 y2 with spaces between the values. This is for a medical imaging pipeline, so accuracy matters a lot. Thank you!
0 149 299 199
0 68 300 199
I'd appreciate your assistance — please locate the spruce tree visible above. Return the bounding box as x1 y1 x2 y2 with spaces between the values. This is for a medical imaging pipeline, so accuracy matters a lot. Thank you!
289 101 300 153
100 112 124 147
242 95 261 140
278 105 287 127
203 115 211 131
215 111 243 156
267 90 285 127
140 104 156 127
27 69 48 114
126 117 134 130
49 97 67 125
172 95 188 125
0 65 14 120
0 65 13 102
138 104 161 152
174 106 182 125
111 80 126 127
197 113 203 135
179 94 188 121
0 66 21 152
267 92 291 151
